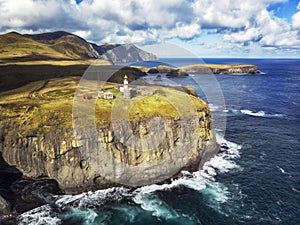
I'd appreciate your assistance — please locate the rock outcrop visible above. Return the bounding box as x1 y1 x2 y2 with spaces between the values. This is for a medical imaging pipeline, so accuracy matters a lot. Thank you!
0 76 218 195
0 113 218 193
0 195 11 216
99 44 158 64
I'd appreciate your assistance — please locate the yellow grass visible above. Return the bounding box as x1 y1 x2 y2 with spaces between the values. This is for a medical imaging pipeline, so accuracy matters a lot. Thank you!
0 77 207 135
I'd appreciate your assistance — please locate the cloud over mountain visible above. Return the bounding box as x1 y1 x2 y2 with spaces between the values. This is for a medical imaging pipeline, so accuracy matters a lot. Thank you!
0 0 299 57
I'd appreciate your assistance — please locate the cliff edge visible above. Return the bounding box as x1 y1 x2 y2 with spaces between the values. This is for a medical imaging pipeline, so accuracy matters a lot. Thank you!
0 76 218 193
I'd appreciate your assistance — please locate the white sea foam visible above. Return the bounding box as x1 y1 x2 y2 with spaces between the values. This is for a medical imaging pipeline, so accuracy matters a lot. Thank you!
67 208 98 224
131 134 242 218
56 187 131 208
18 204 61 225
18 135 242 223
291 186 300 193
277 166 286 174
240 109 284 118
133 193 179 220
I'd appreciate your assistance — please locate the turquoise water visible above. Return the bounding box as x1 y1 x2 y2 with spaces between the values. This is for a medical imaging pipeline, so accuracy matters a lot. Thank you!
18 59 300 225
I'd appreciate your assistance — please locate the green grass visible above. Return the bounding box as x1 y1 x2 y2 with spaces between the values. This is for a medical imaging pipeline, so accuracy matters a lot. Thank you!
130 63 257 75
0 77 208 136
0 32 112 65
0 32 67 59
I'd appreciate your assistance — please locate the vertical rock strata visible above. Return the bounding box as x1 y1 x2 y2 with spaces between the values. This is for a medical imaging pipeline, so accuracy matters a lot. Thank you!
0 107 218 193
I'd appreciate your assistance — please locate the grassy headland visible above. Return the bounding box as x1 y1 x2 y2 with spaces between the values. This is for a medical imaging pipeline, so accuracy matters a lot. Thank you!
0 75 207 136
130 63 259 75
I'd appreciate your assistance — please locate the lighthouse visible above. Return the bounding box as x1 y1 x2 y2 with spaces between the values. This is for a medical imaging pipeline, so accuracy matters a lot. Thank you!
123 75 128 91
120 74 135 99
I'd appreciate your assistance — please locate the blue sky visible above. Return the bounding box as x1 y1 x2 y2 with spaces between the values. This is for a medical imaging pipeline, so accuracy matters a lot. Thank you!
268 0 298 22
0 0 299 58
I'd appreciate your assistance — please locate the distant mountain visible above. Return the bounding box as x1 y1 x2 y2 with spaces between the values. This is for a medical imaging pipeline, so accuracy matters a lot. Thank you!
90 43 121 55
24 31 99 59
92 43 158 64
0 31 158 63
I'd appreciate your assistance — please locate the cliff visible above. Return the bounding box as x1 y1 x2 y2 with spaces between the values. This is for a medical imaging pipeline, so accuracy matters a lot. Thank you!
0 77 218 193
98 43 158 64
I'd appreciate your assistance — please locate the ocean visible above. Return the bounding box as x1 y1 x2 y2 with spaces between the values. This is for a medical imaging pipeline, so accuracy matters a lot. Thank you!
17 58 300 225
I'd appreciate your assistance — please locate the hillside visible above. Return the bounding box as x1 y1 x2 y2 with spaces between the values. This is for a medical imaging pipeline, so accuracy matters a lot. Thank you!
0 31 158 65
0 32 69 60
24 31 99 59
97 43 158 64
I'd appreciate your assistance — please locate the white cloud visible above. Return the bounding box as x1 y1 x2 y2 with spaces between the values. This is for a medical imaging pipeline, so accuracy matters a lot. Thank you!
292 2 300 29
0 0 83 31
224 28 261 43
74 30 91 39
223 8 300 49
193 0 285 28
0 0 299 56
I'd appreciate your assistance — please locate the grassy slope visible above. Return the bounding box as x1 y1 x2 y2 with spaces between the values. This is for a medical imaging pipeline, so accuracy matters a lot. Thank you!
0 77 207 136
130 63 257 73
0 32 110 65
0 32 68 59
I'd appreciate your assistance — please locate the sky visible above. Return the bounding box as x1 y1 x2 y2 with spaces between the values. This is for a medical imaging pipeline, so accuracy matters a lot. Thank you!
0 0 299 58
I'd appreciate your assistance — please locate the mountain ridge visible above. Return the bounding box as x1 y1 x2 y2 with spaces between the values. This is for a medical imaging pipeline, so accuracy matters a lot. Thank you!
0 31 158 63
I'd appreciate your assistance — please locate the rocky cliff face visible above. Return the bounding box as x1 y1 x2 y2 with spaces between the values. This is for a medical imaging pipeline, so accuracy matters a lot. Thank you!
0 112 218 193
99 44 158 64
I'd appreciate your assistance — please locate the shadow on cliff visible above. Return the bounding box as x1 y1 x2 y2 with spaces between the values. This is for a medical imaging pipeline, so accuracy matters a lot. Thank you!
0 152 22 206
0 151 62 222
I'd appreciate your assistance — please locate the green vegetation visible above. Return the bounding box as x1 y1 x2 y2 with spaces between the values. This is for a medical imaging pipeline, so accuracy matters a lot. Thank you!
130 63 258 75
0 32 67 59
0 31 111 66
0 77 207 135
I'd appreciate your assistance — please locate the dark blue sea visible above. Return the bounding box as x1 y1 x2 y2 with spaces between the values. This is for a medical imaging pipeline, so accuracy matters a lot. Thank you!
18 58 300 225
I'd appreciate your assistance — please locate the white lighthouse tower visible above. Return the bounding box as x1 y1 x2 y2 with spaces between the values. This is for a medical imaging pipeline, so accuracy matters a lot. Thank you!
120 74 135 99
123 75 128 91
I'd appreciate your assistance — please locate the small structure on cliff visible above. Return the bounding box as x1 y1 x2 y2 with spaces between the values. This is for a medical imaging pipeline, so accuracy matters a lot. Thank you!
82 93 92 99
120 75 156 98
120 75 136 99
98 90 114 99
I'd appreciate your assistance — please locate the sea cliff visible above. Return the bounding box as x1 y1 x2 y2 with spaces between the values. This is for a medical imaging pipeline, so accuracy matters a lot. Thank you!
0 77 219 194
0 115 218 193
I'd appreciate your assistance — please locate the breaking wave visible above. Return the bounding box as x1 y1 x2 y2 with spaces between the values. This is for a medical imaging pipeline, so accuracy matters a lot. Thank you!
240 109 284 118
18 205 61 225
209 103 285 119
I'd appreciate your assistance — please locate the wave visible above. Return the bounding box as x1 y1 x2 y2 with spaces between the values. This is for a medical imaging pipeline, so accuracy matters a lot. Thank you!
18 205 61 225
209 104 285 119
291 186 300 193
240 109 284 118
17 135 242 224
277 166 286 174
